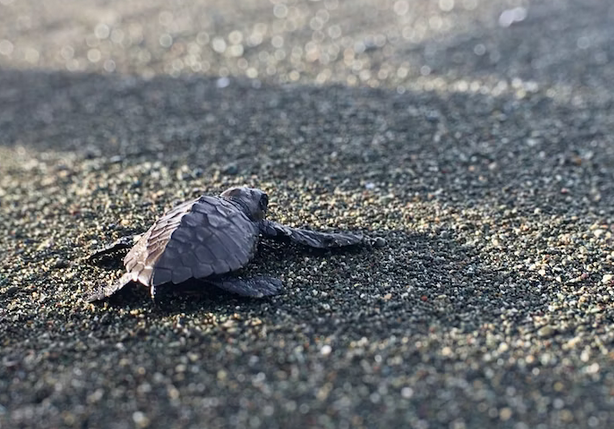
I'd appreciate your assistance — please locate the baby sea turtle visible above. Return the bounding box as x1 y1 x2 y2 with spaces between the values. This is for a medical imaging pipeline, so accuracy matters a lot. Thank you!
87 187 363 301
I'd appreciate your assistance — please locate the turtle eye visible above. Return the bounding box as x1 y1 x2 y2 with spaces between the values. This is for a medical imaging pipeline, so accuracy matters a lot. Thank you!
259 194 269 211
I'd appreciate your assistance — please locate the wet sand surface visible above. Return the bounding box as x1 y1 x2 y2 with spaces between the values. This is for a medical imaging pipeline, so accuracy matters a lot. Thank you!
1 1 614 428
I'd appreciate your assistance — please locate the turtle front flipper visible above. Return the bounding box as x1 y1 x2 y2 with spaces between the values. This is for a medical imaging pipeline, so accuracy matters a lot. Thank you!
208 276 282 297
85 273 134 302
260 220 363 249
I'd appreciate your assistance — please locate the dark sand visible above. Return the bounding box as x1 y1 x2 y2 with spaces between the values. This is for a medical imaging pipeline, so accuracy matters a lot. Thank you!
1 1 614 428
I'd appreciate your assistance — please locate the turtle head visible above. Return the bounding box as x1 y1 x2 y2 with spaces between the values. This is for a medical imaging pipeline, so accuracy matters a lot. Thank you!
220 187 268 221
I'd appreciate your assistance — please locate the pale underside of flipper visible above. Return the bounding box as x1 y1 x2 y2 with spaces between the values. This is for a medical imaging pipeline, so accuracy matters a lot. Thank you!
84 272 134 302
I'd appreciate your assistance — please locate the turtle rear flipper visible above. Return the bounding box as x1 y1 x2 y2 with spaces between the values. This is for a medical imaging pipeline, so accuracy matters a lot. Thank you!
88 236 136 263
208 276 282 297
260 220 363 248
85 273 134 302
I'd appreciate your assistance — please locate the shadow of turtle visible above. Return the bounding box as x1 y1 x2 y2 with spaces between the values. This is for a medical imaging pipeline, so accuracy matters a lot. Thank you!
125 228 553 341
260 229 552 338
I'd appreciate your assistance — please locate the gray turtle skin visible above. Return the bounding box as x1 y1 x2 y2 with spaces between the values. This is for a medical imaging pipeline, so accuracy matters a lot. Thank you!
87 187 363 301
